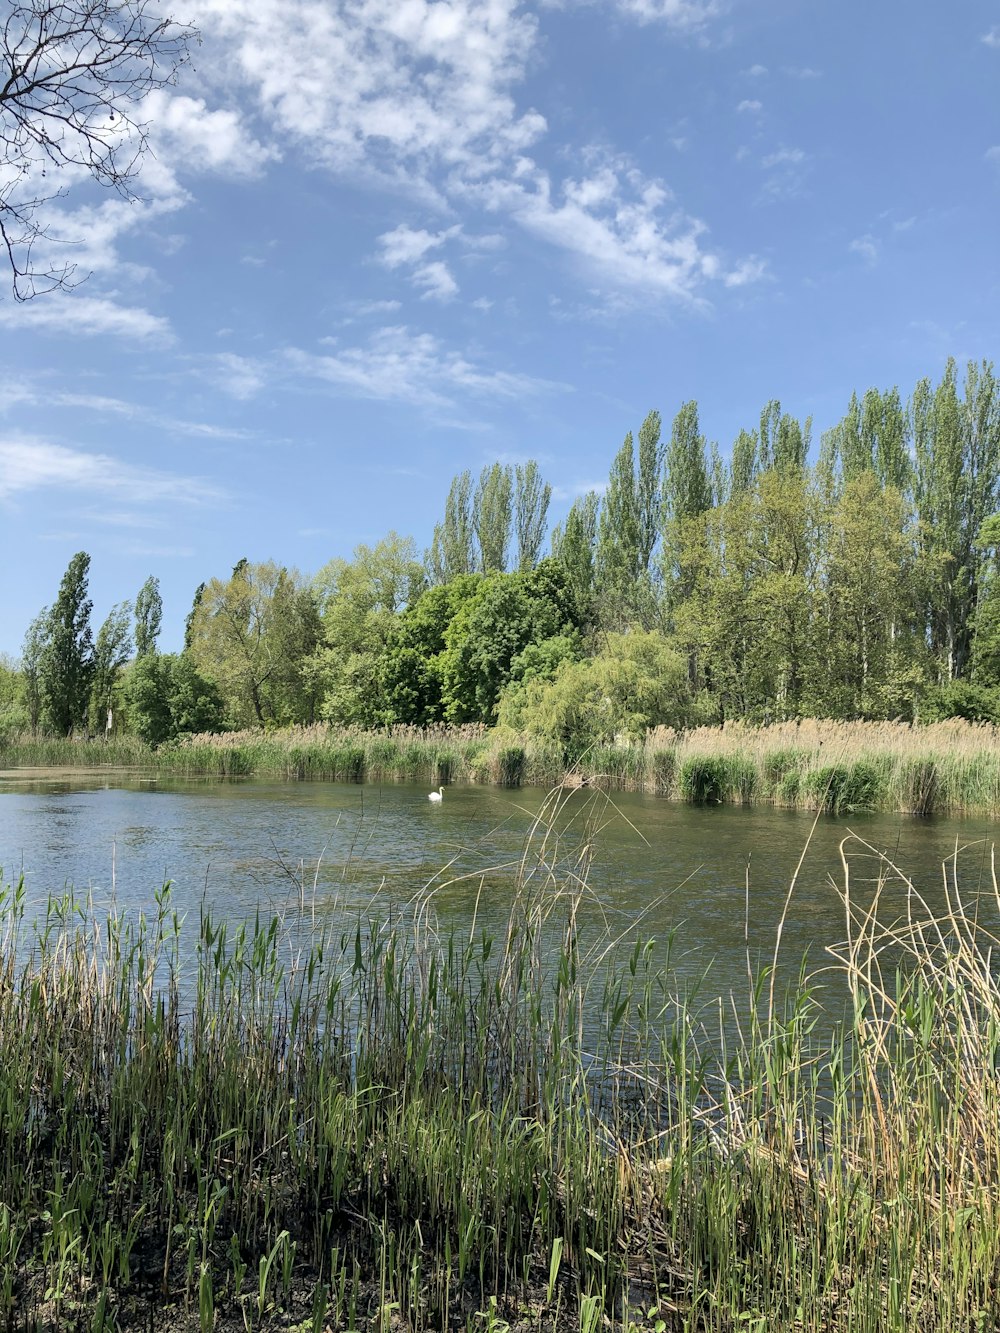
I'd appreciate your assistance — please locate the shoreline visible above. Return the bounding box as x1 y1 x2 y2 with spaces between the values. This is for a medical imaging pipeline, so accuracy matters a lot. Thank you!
5 718 1000 816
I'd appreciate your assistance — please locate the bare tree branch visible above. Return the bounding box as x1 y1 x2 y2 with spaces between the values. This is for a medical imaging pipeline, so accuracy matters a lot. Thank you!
0 0 195 298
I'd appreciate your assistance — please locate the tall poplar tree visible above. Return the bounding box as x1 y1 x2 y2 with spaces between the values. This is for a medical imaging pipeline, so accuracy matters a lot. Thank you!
473 463 513 573
39 551 94 735
595 432 640 628
514 461 551 571
134 576 162 658
913 359 1000 679
552 491 599 616
427 471 475 583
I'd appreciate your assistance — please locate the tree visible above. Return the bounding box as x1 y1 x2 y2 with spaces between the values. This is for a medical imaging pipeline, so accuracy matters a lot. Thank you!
426 471 475 583
513 460 551 571
473 462 513 573
439 561 581 724
187 561 321 727
123 652 223 745
0 0 194 298
20 608 48 732
89 600 132 731
133 575 162 657
39 551 94 734
913 360 1000 680
662 400 711 609
498 630 691 751
552 491 599 617
311 534 425 727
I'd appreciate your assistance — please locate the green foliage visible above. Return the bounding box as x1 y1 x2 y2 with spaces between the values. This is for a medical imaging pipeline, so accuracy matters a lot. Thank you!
804 761 883 814
188 560 321 728
40 551 94 735
133 576 162 657
123 653 224 746
919 680 1000 725
439 561 581 724
498 630 690 751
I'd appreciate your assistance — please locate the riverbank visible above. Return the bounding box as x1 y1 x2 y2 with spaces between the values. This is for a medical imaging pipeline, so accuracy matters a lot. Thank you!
6 717 1000 816
3 798 1000 1331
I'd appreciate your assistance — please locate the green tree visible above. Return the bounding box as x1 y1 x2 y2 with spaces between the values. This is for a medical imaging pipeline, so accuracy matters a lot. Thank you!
439 561 580 723
514 460 551 571
134 576 162 658
312 534 424 726
188 561 321 727
20 609 48 733
498 630 691 750
427 471 475 583
383 575 483 724
815 474 927 718
123 653 224 745
551 491 599 617
473 463 513 573
662 400 712 621
184 582 206 651
40 551 94 735
913 360 1000 680
89 601 132 732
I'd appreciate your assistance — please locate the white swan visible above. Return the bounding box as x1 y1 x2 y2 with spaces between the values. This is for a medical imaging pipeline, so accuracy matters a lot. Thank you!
428 786 445 802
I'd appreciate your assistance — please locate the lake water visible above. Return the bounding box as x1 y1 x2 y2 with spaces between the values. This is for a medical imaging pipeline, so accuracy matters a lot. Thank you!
1 770 998 1015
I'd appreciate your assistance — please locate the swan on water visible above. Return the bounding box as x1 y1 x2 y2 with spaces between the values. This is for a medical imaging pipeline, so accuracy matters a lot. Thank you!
428 787 445 802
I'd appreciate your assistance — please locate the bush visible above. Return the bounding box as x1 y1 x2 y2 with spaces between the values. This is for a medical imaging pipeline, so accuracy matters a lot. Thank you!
679 757 731 804
805 762 882 814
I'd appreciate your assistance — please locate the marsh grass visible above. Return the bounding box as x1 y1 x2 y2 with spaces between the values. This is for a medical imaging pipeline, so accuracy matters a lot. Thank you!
3 790 1000 1330
7 717 1000 814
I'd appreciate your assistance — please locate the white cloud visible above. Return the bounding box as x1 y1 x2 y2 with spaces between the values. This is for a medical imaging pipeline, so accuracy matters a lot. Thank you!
52 392 253 440
209 352 266 400
737 99 762 114
612 0 719 28
0 437 223 504
986 146 1000 168
849 234 878 265
468 157 762 303
743 63 768 77
981 27 1000 47
142 91 277 179
783 65 822 78
377 223 461 268
285 325 565 410
190 0 546 184
0 296 173 344
761 146 807 168
412 260 459 300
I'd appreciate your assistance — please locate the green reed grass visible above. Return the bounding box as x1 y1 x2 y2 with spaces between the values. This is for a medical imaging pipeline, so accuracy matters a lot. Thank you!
3 795 1000 1330
8 714 1000 815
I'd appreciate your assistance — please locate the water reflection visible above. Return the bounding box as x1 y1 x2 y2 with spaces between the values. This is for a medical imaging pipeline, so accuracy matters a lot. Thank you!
0 772 997 1023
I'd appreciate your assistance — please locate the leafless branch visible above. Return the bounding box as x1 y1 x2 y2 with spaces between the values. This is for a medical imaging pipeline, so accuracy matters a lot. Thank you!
0 0 195 298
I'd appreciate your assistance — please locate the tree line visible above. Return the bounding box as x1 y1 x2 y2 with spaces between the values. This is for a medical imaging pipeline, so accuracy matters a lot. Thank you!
4 357 1000 751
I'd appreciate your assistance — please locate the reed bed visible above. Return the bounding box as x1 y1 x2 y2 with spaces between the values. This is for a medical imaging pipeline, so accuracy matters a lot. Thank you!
158 718 1000 815
7 717 1000 815
3 792 1000 1330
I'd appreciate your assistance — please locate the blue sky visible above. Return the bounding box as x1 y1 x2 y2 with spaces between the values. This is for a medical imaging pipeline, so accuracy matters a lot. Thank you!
1 0 998 655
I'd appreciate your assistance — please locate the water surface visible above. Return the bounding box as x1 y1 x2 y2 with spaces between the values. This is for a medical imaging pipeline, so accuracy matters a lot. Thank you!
1 772 997 1012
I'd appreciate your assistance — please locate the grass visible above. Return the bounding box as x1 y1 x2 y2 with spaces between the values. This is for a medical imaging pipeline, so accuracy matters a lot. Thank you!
8 716 1000 815
3 790 1000 1329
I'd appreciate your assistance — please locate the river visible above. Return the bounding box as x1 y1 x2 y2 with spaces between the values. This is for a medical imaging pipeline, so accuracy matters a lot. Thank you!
2 770 998 1018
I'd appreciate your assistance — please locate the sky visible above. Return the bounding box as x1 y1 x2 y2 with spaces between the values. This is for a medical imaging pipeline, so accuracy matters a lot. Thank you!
1 0 998 655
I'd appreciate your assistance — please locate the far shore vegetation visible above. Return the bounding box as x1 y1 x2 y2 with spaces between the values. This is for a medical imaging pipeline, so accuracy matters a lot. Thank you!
7 718 1000 819
6 361 1000 806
